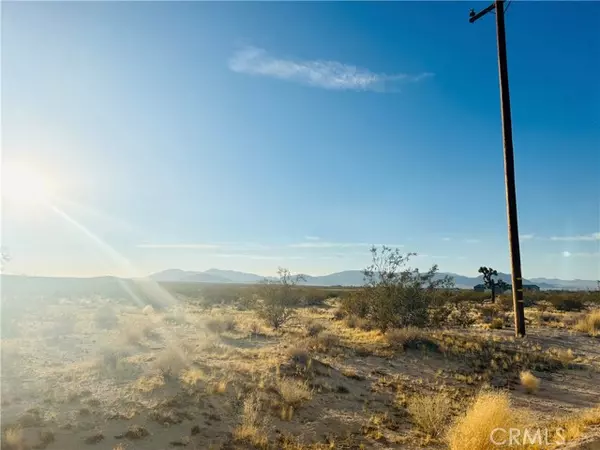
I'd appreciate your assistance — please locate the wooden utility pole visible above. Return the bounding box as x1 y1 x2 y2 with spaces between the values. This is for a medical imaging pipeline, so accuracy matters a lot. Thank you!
469 0 526 337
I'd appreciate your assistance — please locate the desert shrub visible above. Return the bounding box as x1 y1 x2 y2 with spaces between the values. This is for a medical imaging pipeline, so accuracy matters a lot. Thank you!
152 346 188 378
304 320 324 337
287 347 311 367
519 370 540 394
407 393 452 437
574 309 600 336
342 246 456 332
497 295 514 312
277 378 312 406
307 332 340 353
548 347 575 367
385 327 439 352
3 426 24 450
489 318 504 329
299 289 328 306
344 315 358 328
339 291 370 318
356 317 375 331
479 305 496 323
332 308 345 321
205 315 237 334
548 295 585 312
429 294 476 328
94 304 118 329
447 391 525 450
256 268 304 330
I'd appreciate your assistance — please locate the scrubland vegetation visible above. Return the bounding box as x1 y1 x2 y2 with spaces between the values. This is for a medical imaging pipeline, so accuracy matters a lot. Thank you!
2 246 600 449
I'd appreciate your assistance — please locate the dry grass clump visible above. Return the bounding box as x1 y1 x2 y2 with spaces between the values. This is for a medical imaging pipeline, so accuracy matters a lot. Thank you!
119 321 156 345
36 430 55 448
206 315 237 334
332 309 346 321
548 347 575 367
519 371 540 394
574 309 600 336
447 391 525 450
233 393 269 448
407 392 452 437
306 332 340 353
2 426 25 450
385 327 438 352
207 378 228 395
152 346 188 377
134 374 165 393
277 378 313 406
304 320 325 337
489 317 504 329
180 368 207 387
287 346 311 368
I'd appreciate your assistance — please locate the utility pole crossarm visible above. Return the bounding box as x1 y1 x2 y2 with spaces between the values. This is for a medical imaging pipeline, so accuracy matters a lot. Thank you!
469 3 496 23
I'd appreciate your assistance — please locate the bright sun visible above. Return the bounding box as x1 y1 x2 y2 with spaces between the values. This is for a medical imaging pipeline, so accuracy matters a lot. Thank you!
2 162 56 206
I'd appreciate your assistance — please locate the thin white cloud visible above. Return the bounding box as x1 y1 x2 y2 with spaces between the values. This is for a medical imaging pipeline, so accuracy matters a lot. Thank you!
229 45 433 92
137 243 220 249
213 254 305 260
561 251 599 258
442 237 451 242
289 242 403 249
520 234 535 240
550 232 600 241
289 242 371 249
305 236 320 241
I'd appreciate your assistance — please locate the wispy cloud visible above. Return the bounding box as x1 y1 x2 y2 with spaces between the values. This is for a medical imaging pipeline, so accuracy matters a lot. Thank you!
137 243 220 249
520 234 535 240
212 254 305 260
550 232 600 241
289 242 403 249
561 251 599 258
442 237 451 242
305 236 320 241
289 242 370 249
229 45 433 92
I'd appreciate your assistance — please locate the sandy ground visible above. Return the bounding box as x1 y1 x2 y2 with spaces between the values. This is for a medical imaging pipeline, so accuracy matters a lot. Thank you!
1 296 599 449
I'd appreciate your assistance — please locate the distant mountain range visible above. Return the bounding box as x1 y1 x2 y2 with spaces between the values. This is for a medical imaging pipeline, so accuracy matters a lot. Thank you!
149 268 599 291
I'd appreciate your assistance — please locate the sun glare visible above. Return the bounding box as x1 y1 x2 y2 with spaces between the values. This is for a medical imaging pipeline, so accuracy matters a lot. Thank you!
2 162 56 207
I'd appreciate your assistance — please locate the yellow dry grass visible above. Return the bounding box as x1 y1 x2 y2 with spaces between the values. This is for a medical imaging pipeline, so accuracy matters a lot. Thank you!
3 426 25 450
520 371 541 394
233 393 269 448
277 378 313 406
575 309 600 336
407 392 452 437
180 368 207 387
447 391 526 450
133 374 165 393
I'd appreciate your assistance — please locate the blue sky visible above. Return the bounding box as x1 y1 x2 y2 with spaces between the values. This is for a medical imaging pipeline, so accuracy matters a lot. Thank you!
2 1 599 279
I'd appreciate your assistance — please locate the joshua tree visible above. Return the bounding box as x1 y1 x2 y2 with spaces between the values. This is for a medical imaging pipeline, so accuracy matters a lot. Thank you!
478 266 500 303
